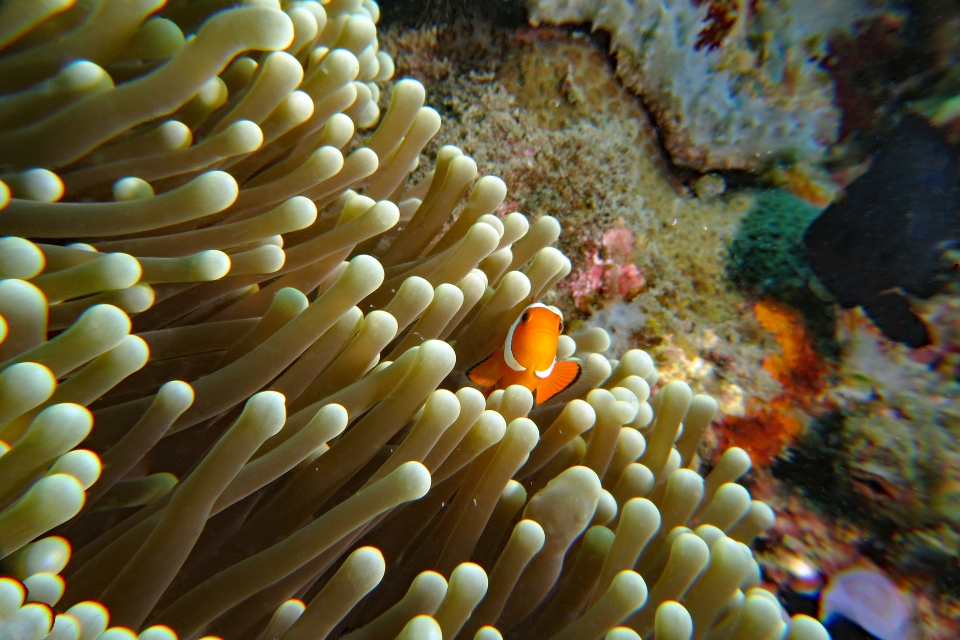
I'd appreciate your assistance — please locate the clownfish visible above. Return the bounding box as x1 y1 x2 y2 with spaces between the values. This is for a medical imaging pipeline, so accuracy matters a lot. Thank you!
467 303 581 404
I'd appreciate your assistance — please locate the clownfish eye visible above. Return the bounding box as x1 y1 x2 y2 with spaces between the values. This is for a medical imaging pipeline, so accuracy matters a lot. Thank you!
521 311 530 323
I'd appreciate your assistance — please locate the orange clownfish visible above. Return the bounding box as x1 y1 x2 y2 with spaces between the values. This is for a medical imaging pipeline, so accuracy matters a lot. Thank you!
467 303 581 404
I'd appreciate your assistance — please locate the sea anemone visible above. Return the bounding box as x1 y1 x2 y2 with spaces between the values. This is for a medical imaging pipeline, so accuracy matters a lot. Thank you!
0 1 831 638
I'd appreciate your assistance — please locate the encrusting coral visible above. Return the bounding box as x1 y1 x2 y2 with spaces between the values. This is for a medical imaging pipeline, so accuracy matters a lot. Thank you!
526 0 891 172
0 1 830 638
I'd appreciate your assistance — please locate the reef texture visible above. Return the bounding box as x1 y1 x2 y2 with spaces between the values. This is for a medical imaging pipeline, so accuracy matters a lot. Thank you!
379 23 775 411
526 0 890 172
0 1 834 640
753 488 960 640
824 299 960 557
378 16 960 638
767 294 960 640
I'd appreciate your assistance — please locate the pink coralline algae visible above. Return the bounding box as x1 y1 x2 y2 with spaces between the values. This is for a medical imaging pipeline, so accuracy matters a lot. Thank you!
600 227 633 256
569 227 645 309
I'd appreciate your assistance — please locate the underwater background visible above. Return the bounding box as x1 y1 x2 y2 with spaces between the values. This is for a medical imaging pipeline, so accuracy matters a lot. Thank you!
0 0 959 638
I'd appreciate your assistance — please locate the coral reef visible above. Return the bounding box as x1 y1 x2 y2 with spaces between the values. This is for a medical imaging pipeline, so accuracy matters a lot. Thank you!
916 0 960 69
757 479 960 640
380 22 773 407
380 13 960 638
379 0 527 29
525 0 891 172
828 307 960 534
568 226 645 310
823 12 908 145
0 1 833 639
916 54 960 138
770 297 960 638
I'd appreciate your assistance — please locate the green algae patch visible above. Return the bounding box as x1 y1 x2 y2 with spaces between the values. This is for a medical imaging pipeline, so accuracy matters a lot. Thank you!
727 189 822 302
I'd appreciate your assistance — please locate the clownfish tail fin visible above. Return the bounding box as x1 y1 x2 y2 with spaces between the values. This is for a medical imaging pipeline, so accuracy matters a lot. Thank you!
535 360 581 404
467 349 504 388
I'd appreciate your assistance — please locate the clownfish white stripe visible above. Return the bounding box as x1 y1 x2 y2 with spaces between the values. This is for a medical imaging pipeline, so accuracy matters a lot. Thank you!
504 316 525 372
535 358 556 379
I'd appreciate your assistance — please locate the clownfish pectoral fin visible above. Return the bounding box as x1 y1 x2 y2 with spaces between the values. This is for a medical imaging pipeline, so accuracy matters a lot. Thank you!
467 349 504 388
534 360 581 404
